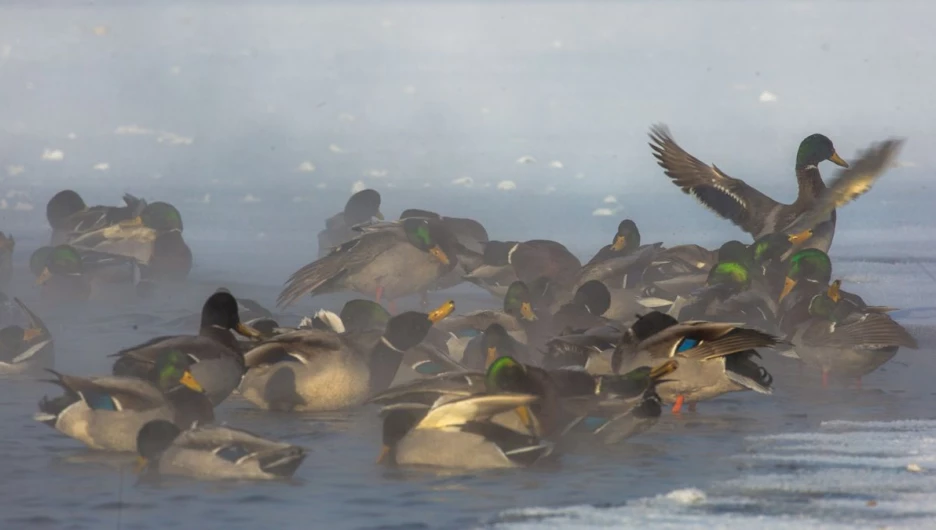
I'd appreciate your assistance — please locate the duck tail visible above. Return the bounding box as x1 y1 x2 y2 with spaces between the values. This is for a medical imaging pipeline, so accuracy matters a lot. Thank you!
724 351 773 394
34 371 77 426
257 446 307 478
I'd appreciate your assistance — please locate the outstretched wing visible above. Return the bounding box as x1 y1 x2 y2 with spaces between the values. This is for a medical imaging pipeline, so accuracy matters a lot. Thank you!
782 138 905 236
649 124 780 237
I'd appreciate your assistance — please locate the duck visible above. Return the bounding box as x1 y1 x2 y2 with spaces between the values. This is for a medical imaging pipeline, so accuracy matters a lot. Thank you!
0 232 13 291
460 323 537 370
0 298 54 375
780 279 917 387
68 201 192 280
377 393 552 469
550 280 613 332
136 419 307 480
612 312 779 413
46 190 147 246
434 280 543 343
277 217 457 312
31 244 145 302
317 189 384 257
239 301 454 412
399 208 490 302
649 125 853 253
34 349 212 452
110 291 261 406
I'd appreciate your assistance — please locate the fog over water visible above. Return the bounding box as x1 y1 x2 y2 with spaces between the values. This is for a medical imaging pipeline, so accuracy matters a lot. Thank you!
2 2 936 529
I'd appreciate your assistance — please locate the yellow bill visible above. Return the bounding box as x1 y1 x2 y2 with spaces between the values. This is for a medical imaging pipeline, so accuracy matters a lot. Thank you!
180 370 205 393
429 245 450 266
486 346 499 368
779 277 797 302
787 229 813 245
135 456 148 474
235 322 262 339
520 301 537 321
428 300 455 323
829 151 849 168
611 235 627 252
650 360 679 380
36 267 52 286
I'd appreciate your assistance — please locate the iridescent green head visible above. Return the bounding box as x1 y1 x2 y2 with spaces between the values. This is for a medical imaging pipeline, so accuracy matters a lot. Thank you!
503 281 537 322
141 202 183 232
484 355 527 392
29 247 54 277
716 240 752 268
796 134 849 169
610 219 640 253
340 299 391 332
45 245 83 276
751 233 792 265
706 261 751 289
787 248 832 284
152 349 204 392
403 218 451 267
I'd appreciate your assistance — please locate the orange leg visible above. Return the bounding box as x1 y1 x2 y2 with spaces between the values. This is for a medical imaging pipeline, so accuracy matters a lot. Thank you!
375 285 384 304
671 395 685 414
388 299 397 314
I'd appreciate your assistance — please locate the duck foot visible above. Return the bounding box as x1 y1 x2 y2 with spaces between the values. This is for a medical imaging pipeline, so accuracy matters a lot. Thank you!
375 285 384 304
671 395 685 414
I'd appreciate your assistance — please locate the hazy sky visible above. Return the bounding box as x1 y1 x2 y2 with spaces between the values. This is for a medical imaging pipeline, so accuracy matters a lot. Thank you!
1 0 934 199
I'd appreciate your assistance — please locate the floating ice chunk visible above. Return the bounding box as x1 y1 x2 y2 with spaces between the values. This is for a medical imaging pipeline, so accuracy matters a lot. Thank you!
603 195 617 204
759 90 778 103
93 162 109 171
451 177 474 187
592 208 616 217
241 194 261 204
297 161 316 173
548 160 564 169
516 155 536 164
497 180 517 191
41 149 64 161
350 180 367 193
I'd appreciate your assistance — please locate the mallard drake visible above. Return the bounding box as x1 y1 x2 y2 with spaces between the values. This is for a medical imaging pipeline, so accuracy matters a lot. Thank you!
110 291 261 406
317 189 384 258
781 280 917 387
613 313 779 413
550 280 613 332
46 190 147 246
0 232 13 291
68 201 191 280
136 420 306 480
34 350 212 452
399 209 489 301
673 260 778 333
239 301 454 412
0 298 54 375
460 323 537 370
650 126 905 254
278 217 457 311
377 393 552 469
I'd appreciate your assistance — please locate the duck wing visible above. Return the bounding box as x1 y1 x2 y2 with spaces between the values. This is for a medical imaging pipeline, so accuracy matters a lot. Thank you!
649 124 780 237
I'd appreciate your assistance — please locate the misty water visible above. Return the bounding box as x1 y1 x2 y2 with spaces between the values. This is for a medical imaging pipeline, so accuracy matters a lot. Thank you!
3 1 936 529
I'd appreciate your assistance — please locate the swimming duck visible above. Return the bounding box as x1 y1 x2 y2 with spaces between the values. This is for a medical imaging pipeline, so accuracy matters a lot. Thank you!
239 301 454 412
35 349 212 452
550 280 613 332
0 232 13 291
31 245 93 303
278 217 457 311
460 323 537 370
781 280 917 387
0 298 54 375
377 393 552 469
612 313 779 413
650 125 851 252
136 419 307 480
110 291 261 406
46 190 147 246
317 189 384 257
68 201 192 280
